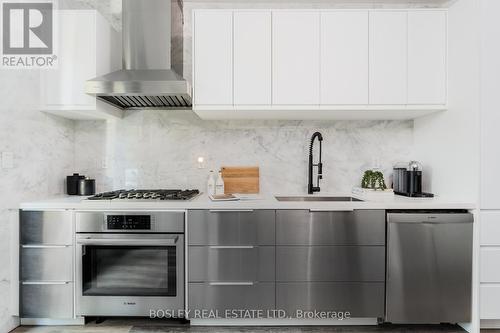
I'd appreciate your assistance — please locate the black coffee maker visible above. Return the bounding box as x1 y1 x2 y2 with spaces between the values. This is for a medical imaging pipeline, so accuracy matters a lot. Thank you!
393 161 434 197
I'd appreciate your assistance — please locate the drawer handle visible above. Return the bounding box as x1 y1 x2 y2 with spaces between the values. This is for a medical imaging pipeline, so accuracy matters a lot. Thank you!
21 281 70 285
209 246 255 249
209 282 254 286
21 245 70 248
309 209 354 212
209 210 254 213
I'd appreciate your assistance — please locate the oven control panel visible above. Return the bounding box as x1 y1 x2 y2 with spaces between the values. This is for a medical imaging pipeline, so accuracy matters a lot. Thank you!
107 215 151 230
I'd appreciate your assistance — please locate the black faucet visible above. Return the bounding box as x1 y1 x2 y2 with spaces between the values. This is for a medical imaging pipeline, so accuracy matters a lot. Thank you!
308 132 323 194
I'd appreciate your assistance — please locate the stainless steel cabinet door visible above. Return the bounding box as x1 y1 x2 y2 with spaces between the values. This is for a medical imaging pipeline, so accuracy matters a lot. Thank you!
21 211 73 245
21 282 73 318
188 210 275 245
188 282 275 316
189 246 275 282
276 246 385 282
276 210 385 245
277 282 385 318
21 246 73 281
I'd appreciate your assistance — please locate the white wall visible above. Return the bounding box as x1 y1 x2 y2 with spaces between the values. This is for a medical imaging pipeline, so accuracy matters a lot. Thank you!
413 0 480 201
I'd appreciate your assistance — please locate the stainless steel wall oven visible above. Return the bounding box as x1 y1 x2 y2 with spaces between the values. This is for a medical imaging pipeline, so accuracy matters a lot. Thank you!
75 211 185 317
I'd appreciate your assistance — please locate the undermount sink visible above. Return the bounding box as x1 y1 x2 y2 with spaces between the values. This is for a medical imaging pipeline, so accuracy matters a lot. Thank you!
275 196 363 202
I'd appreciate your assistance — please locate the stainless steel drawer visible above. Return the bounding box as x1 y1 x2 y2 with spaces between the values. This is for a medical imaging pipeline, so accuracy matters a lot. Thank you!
277 282 385 318
188 282 275 316
21 282 73 318
189 246 275 282
188 210 275 245
21 211 73 245
276 210 385 245
276 246 385 282
21 246 73 281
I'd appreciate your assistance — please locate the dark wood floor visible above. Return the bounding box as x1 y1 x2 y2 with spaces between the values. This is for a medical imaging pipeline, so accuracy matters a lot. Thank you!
11 319 468 333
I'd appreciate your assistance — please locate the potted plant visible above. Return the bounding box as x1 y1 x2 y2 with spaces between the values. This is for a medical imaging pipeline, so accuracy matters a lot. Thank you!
361 170 387 191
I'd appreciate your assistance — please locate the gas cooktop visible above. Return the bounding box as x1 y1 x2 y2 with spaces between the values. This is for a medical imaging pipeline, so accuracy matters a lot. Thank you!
87 189 200 201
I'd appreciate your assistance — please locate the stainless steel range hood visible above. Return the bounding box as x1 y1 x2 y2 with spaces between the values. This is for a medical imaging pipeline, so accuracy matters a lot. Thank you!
85 0 192 109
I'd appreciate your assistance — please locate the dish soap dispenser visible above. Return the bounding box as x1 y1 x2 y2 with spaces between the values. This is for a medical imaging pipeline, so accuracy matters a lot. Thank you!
207 170 216 196
215 170 225 195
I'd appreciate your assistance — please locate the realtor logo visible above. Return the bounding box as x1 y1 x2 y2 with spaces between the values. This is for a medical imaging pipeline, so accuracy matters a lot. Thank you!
1 0 57 68
3 2 52 54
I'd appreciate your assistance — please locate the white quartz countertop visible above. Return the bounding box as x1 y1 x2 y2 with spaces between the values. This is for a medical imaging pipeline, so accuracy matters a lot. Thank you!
19 193 477 211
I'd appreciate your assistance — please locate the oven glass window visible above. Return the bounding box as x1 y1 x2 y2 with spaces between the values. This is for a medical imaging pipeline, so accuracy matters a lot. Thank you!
82 246 176 296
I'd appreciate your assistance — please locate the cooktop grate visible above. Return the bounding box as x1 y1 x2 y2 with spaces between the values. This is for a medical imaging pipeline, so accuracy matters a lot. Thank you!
88 189 200 201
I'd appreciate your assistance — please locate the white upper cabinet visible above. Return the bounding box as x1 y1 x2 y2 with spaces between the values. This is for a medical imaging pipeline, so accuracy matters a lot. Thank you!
272 11 320 105
234 12 272 106
40 10 121 120
408 11 447 105
193 11 233 106
369 11 408 105
320 11 369 105
192 9 448 119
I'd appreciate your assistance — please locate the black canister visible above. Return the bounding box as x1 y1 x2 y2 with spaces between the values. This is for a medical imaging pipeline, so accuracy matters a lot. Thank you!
78 178 96 196
66 173 85 195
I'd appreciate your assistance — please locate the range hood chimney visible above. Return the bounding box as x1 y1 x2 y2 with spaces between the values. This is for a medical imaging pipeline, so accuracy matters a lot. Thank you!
85 0 192 109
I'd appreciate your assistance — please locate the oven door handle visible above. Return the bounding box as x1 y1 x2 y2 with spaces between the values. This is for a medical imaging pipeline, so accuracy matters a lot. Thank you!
77 236 179 246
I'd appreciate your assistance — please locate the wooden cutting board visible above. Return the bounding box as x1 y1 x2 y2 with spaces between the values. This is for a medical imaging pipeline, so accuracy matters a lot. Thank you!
221 166 260 194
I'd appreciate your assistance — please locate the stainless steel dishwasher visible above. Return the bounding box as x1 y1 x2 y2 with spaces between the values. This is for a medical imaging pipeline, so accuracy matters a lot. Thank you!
386 210 473 324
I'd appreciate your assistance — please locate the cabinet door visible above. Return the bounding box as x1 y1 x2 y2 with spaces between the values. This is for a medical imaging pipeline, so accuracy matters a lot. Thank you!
20 211 73 245
277 282 385 318
42 11 96 109
369 11 407 105
276 246 385 282
21 282 73 318
481 248 500 283
481 211 500 245
320 11 368 105
272 11 320 105
276 210 385 246
189 282 275 316
234 12 271 105
193 11 233 106
21 246 73 281
189 246 275 282
481 284 500 319
408 11 447 105
188 210 275 246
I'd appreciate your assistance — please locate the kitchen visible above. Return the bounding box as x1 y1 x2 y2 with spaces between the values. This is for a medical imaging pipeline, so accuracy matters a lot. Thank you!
0 0 497 332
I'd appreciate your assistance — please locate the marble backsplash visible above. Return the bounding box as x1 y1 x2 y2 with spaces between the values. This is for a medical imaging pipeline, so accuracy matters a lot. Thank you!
75 111 414 194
